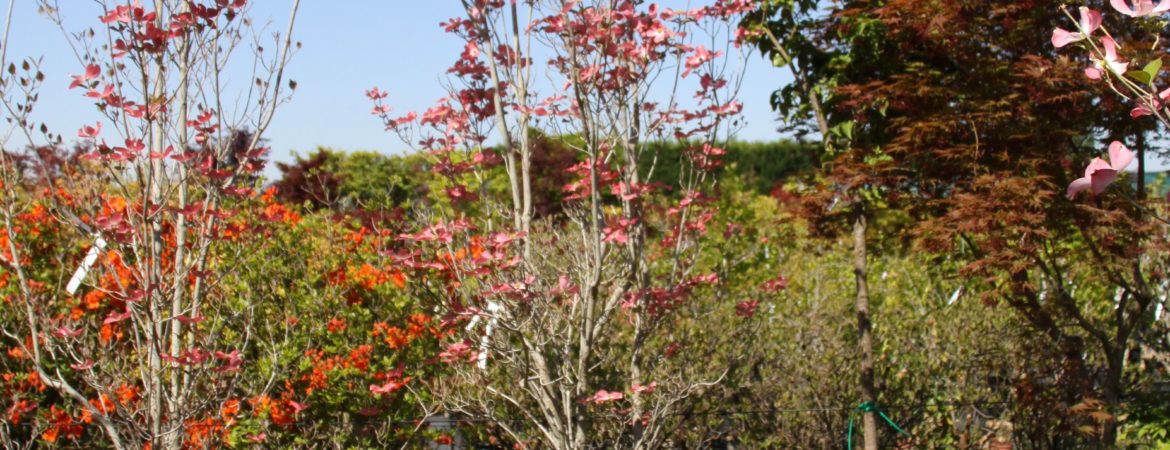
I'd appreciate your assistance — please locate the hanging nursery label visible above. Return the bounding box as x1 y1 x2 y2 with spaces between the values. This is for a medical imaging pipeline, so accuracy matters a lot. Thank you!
65 235 106 296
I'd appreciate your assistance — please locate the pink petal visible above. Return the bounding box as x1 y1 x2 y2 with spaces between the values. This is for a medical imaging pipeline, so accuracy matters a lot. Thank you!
1085 157 1113 178
1101 36 1119 62
1109 60 1131 75
1090 168 1119 194
1112 0 1139 16
1068 177 1092 199
1108 141 1134 171
1051 28 1082 48
1079 7 1102 33
1086 67 1103 79
1154 0 1170 13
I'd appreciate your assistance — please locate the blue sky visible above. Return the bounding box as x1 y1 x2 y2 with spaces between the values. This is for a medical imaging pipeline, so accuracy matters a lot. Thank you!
4 1 789 179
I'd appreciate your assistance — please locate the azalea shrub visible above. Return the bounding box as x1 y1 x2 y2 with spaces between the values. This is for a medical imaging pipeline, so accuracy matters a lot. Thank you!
0 151 458 448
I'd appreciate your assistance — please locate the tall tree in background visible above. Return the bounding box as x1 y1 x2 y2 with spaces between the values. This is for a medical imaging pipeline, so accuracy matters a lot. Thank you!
746 1 889 447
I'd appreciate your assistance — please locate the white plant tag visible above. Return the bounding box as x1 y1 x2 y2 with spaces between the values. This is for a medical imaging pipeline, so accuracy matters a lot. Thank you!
477 301 501 370
66 236 106 295
947 286 963 306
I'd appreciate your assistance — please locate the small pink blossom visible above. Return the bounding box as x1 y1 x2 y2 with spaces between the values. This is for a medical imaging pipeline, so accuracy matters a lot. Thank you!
588 389 624 404
213 349 243 373
77 122 102 139
1051 7 1102 48
369 379 408 396
52 325 84 339
1067 141 1134 199
103 308 132 325
69 64 101 89
735 300 759 318
682 46 721 78
1110 0 1170 17
1085 36 1128 80
1131 86 1170 117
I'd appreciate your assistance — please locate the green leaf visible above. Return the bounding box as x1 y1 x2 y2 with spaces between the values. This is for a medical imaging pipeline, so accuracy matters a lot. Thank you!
1144 58 1163 81
771 51 791 67
1127 70 1153 85
831 120 854 141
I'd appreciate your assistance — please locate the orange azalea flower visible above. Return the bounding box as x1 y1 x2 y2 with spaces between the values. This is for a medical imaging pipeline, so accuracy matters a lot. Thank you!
83 393 117 424
54 186 73 205
41 428 59 443
249 394 273 416
22 203 49 223
285 210 302 225
371 321 389 337
384 326 409 350
347 344 373 372
407 313 432 338
83 290 106 311
261 186 277 204
221 399 241 421
345 227 368 246
42 406 82 443
115 384 138 406
326 317 347 333
305 367 328 394
389 269 407 288
185 417 224 447
103 195 127 216
269 401 295 426
262 203 286 221
8 400 32 425
99 324 116 345
26 372 45 393
353 263 385 289
0 234 12 264
325 268 347 286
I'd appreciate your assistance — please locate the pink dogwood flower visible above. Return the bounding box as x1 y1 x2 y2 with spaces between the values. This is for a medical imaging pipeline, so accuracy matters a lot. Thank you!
631 382 657 395
69 64 100 89
1110 0 1170 17
1130 86 1170 117
1085 36 1128 80
1051 7 1102 48
588 389 624 404
1067 141 1135 199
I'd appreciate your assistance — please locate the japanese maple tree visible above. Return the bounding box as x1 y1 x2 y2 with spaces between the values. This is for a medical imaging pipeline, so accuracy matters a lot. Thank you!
748 0 1169 446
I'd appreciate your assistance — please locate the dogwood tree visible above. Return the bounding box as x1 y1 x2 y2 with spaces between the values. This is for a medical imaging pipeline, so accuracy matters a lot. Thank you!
371 1 762 448
0 1 300 448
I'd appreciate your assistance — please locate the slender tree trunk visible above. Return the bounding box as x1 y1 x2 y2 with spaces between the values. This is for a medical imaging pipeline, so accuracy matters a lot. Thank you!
852 208 879 450
1101 346 1124 446
1137 132 1146 201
